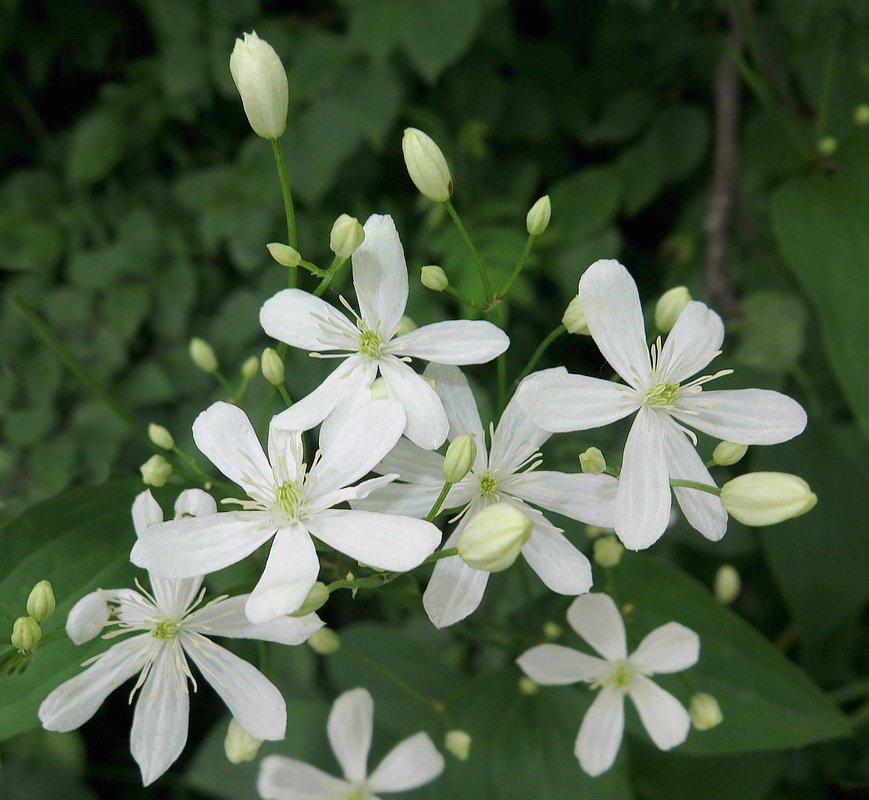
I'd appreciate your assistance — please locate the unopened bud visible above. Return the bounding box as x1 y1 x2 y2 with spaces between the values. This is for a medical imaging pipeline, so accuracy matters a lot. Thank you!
579 447 606 475
714 564 741 604
443 434 477 484
261 347 285 386
543 621 562 640
26 580 56 623
689 693 723 731
562 294 590 335
585 525 604 539
518 676 538 695
593 536 624 568
421 265 449 291
526 195 551 236
267 242 301 268
457 503 532 572
720 472 817 526
190 338 218 373
712 441 748 466
148 423 174 450
818 136 838 156
308 627 341 655
229 32 288 140
445 730 472 761
395 315 417 337
12 616 41 652
140 454 172 487
241 356 259 380
855 104 869 125
655 286 691 333
289 582 329 617
224 718 263 763
330 214 365 258
402 128 453 203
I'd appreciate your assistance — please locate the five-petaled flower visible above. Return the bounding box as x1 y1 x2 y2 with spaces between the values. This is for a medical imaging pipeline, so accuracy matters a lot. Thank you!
517 592 699 776
517 259 807 549
39 489 323 786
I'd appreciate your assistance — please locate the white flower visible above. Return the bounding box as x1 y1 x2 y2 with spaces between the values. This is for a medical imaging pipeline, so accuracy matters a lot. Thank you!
517 593 699 777
259 214 509 450
517 259 807 549
257 688 445 800
39 489 323 786
353 364 617 628
131 399 441 624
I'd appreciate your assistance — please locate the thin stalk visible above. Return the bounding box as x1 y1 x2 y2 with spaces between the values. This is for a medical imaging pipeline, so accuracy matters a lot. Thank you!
313 256 346 298
425 482 454 522
326 549 460 594
497 233 535 302
271 139 297 261
814 23 839 143
444 200 493 303
512 325 565 388
669 478 721 496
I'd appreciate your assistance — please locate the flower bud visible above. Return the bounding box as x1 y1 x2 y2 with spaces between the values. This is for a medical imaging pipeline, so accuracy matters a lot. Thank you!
689 693 723 731
585 525 604 539
421 265 449 291
190 338 218 373
579 446 606 475
12 616 41 652
443 434 477 484
224 718 263 764
457 502 532 572
329 214 365 258
261 347 285 386
543 621 562 640
229 32 288 140
148 423 174 450
402 128 453 203
395 315 417 337
562 294 590 335
818 136 837 156
307 627 341 655
267 242 301 268
714 564 741 604
855 104 869 125
445 730 472 761
518 676 538 695
140 454 172 487
526 195 551 236
241 356 259 380
26 580 56 623
712 441 748 466
289 582 329 617
593 536 624 568
720 472 817 526
655 286 691 333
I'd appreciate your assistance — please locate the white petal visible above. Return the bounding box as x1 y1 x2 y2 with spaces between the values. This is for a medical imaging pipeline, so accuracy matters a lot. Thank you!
150 576 205 621
132 490 163 537
182 633 286 740
657 301 724 384
351 481 440 518
260 288 358 352
267 426 304 485
368 731 445 792
672 388 807 445
516 644 607 685
614 409 671 550
424 363 486 446
192 402 273 498
39 635 154 731
174 488 218 518
245 523 320 623
509 471 617 528
576 686 625 776
131 646 190 786
66 591 110 644
628 674 691 750
392 320 509 365
423 543 490 629
328 687 373 783
352 214 409 338
307 509 440 572
521 520 593 595
488 395 549 473
371 437 445 484
516 369 636 433
379 357 448 449
258 754 348 800
630 622 700 674
566 593 627 661
579 259 651 387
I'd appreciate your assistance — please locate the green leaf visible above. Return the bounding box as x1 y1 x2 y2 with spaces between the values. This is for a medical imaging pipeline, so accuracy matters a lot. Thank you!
401 0 485 82
342 0 404 63
65 109 124 189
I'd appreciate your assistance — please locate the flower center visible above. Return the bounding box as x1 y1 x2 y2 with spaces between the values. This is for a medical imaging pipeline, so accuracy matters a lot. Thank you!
593 659 636 692
344 786 372 800
275 480 305 520
644 381 681 407
358 329 383 358
477 470 499 497
150 615 181 639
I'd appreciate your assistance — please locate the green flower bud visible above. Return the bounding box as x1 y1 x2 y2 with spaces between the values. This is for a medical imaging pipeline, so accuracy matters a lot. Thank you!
261 347 285 386
518 676 538 695
585 525 604 539
330 214 365 258
457 502 532 572
241 356 259 380
289 582 329 617
267 242 301 268
443 434 477 484
714 564 741 604
689 692 723 731
445 730 472 761
526 195 551 236
12 616 41 652
395 315 417 337
402 128 453 203
140 454 172 487
579 446 606 475
655 286 691 333
307 627 341 655
543 621 562 640
229 32 288 140
818 136 837 156
421 265 449 292
26 580 56 623
562 294 590 335
593 536 624 568
224 718 263 764
148 423 175 450
720 472 817 526
712 441 748 466
190 338 218 373
855 104 869 126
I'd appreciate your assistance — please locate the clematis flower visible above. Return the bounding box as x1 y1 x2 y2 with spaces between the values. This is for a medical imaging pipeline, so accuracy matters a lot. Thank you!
516 259 807 549
131 399 441 623
39 489 323 786
259 214 509 450
517 593 699 776
353 364 617 628
257 687 445 800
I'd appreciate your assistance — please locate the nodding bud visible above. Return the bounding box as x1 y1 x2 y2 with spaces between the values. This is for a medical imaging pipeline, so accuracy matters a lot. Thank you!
402 127 453 203
26 581 56 623
720 472 817 526
267 242 301 268
655 286 691 333
712 441 748 466
12 616 41 652
241 356 259 380
445 730 472 761
140 454 172 487
689 693 723 731
457 502 532 572
224 718 263 764
261 347 285 386
329 214 365 258
593 536 624 568
190 338 218 373
714 564 741 604
443 434 477 484
307 627 341 655
421 265 449 291
562 294 590 335
289 582 329 617
229 31 288 140
148 423 175 450
579 447 606 475
526 195 551 236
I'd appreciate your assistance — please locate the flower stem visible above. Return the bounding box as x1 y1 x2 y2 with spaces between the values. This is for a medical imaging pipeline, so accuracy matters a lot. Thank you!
512 325 565 388
313 256 346 298
425 482 454 522
325 549 460 594
444 200 493 303
669 478 721 496
271 139 297 278
497 233 535 301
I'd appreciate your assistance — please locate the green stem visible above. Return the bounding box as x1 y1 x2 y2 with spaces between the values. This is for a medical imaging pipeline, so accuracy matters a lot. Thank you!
313 256 346 298
444 285 484 309
814 23 839 143
213 370 234 396
512 325 565 388
497 234 535 301
830 677 869 705
425 482 454 522
276 384 293 407
444 200 493 303
670 478 721 496
170 445 209 480
325 549 460 594
271 139 297 269
0 602 17 622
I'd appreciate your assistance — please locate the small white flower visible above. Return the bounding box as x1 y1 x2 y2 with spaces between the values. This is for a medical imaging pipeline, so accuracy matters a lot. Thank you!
131 399 441 623
258 687 445 800
259 215 509 450
517 259 807 549
517 593 699 776
39 490 323 786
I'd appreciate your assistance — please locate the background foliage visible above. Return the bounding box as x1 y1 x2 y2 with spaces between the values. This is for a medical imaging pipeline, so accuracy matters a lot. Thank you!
1 0 869 797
